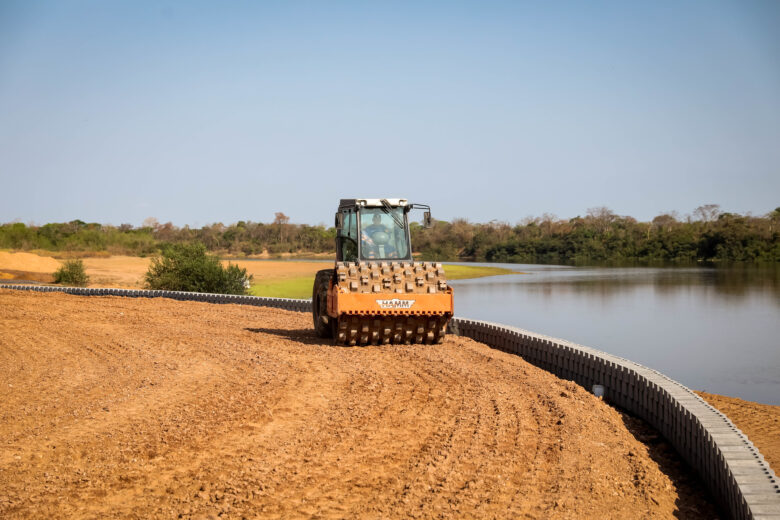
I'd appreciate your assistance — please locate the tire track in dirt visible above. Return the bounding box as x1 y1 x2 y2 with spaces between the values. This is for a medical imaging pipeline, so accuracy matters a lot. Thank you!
0 290 720 519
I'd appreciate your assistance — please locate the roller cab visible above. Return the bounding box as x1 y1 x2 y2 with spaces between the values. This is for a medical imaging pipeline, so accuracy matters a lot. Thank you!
311 199 453 345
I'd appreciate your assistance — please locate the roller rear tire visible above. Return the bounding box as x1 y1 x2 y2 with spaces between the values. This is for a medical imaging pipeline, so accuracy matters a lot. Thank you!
312 269 335 339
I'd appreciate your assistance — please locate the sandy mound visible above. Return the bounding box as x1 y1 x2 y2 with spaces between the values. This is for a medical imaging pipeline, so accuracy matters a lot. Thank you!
0 251 61 273
0 290 719 519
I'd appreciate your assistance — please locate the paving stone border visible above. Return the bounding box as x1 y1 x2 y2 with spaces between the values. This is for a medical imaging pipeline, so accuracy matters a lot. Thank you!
2 284 778 519
0 284 311 312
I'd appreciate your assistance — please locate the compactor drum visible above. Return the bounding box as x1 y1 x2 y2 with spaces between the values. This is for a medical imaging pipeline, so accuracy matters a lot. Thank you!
312 198 453 345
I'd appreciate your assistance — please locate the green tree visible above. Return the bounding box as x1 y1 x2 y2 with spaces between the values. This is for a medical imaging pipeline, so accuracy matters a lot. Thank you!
145 243 251 294
53 259 90 287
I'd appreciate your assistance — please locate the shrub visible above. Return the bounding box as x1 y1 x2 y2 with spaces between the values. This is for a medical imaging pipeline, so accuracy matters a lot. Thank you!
53 259 90 287
144 242 252 294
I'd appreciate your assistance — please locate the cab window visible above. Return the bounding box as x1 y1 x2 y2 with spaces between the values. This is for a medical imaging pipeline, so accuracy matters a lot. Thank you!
359 207 409 260
339 210 358 262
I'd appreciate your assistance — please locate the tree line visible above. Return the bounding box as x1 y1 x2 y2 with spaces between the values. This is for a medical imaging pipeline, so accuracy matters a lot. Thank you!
2 206 778 264
0 213 334 257
413 206 779 264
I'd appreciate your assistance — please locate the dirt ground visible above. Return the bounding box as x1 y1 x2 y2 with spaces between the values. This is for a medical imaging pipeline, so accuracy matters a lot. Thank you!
78 256 328 288
0 251 62 272
0 251 326 288
697 391 780 472
0 290 720 519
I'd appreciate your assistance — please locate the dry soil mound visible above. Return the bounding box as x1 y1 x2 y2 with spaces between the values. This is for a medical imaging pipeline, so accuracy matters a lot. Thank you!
0 290 719 519
0 251 61 272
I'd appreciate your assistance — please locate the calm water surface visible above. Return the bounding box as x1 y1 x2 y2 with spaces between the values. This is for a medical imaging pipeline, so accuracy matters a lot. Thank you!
447 263 780 405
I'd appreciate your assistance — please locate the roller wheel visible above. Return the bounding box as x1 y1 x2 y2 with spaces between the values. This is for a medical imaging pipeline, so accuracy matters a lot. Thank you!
312 269 335 339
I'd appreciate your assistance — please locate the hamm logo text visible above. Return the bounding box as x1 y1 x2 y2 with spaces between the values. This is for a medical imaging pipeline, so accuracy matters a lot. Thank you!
376 299 416 309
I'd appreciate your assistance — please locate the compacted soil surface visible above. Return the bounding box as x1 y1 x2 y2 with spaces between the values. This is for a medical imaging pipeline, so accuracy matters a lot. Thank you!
0 290 719 519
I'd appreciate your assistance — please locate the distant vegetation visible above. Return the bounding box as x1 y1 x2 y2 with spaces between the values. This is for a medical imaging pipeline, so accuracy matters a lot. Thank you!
145 243 251 295
0 214 334 257
53 259 89 287
414 206 780 264
2 206 778 264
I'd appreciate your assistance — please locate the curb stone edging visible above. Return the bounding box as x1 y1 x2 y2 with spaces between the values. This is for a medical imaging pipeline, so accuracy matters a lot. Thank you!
2 285 778 519
0 284 313 313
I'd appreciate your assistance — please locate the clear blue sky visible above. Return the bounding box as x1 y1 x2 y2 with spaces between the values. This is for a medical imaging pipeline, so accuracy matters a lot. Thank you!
1 1 778 227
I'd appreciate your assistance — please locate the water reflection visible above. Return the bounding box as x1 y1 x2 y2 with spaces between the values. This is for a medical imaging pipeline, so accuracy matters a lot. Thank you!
448 263 780 405
458 264 779 303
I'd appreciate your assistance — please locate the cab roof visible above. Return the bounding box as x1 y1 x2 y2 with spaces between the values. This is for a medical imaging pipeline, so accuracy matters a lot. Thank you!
338 198 408 211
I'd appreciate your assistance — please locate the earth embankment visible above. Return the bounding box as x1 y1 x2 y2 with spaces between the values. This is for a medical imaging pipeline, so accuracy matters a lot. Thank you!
0 290 718 519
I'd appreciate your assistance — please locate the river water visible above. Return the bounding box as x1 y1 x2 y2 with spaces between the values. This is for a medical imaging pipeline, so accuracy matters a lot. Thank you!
447 263 780 405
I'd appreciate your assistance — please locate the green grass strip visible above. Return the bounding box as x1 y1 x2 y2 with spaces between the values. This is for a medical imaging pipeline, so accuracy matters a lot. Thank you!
249 276 314 299
248 263 518 299
440 264 517 280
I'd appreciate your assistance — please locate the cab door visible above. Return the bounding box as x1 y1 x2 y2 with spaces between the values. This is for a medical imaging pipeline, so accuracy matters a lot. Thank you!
336 209 358 262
